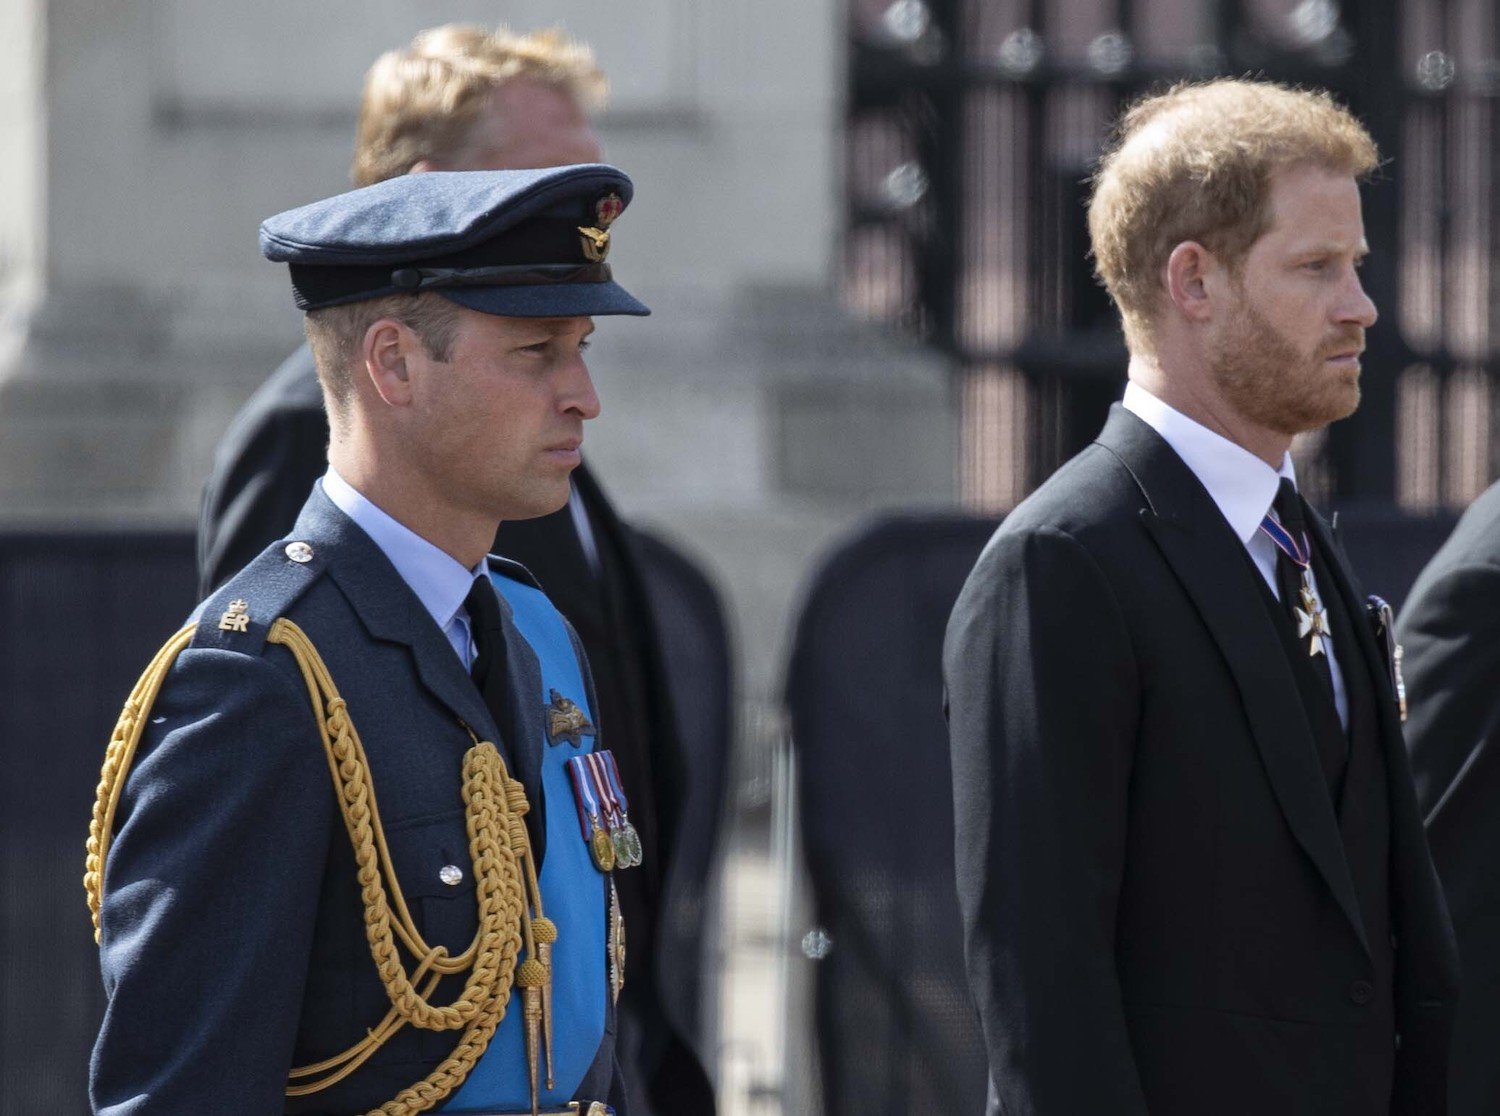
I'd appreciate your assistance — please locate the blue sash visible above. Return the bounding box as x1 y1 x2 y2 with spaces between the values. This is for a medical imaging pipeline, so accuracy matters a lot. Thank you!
442 573 607 1112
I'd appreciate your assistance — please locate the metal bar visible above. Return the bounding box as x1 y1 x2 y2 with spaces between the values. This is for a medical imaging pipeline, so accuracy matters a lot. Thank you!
1325 0 1405 501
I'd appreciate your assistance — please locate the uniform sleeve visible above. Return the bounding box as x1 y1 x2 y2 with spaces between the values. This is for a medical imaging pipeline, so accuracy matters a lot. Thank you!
1398 560 1500 822
90 646 335 1115
1397 560 1500 1109
943 525 1147 1115
197 400 329 597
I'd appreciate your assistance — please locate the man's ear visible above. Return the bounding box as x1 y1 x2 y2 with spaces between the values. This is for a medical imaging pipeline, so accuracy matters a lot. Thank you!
1164 241 1218 324
362 318 417 407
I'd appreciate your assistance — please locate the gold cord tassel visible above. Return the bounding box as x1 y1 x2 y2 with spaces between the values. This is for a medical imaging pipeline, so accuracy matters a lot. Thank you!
85 618 551 1116
517 958 547 1116
532 917 558 1088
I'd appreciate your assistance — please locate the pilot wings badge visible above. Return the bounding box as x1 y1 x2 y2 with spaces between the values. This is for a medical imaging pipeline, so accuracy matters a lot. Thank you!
578 192 624 262
546 688 596 748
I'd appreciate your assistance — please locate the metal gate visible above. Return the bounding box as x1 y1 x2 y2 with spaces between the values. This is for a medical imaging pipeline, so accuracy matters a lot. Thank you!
845 0 1500 512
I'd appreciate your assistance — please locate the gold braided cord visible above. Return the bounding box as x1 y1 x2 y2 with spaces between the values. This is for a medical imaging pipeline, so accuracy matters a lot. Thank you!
84 618 549 1116
85 624 197 941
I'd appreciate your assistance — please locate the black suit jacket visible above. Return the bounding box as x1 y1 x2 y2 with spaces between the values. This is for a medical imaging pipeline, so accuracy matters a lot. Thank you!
1397 478 1500 1115
944 407 1458 1115
197 344 720 1113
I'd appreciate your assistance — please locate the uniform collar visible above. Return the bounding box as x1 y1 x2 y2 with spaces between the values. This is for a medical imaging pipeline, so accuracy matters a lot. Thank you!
320 466 485 637
1122 381 1297 545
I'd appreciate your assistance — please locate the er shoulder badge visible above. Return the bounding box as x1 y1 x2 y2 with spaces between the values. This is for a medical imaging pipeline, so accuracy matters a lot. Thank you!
546 688 595 747
218 599 250 632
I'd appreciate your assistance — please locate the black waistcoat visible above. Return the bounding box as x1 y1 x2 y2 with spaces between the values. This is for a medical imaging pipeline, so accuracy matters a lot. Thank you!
1258 542 1397 1105
1313 547 1393 995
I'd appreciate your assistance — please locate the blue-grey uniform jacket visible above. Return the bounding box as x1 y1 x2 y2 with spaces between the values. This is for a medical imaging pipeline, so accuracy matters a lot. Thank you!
90 488 624 1115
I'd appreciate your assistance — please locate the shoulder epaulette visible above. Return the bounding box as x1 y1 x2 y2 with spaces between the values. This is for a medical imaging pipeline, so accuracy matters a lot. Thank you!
188 537 327 655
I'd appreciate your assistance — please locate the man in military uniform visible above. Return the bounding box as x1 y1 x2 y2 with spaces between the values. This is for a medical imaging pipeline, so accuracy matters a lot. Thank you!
197 30 722 1111
87 165 646 1115
1397 481 1500 1113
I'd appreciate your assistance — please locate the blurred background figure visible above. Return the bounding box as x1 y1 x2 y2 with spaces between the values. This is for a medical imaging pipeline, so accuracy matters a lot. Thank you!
195 26 718 1114
5 1 1500 1115
1397 478 1500 1116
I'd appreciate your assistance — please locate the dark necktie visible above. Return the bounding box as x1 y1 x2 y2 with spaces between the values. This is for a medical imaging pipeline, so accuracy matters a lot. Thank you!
1265 479 1348 798
1268 480 1338 701
464 574 509 730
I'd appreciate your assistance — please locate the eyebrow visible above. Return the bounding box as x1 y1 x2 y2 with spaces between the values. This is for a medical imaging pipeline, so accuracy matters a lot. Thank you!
1294 240 1370 259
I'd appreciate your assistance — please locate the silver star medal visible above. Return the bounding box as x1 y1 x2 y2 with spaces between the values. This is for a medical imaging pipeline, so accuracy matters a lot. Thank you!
1295 581 1332 657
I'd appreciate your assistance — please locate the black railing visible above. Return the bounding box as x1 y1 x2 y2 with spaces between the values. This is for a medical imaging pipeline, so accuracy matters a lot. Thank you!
846 0 1500 511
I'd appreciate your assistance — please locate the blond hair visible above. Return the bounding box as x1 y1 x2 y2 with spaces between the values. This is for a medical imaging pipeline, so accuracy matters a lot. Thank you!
1088 79 1378 351
304 293 463 421
351 24 607 188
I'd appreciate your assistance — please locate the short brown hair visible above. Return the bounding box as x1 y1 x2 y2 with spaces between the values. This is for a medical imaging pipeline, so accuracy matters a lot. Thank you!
1088 79 1378 351
351 24 607 188
304 293 463 419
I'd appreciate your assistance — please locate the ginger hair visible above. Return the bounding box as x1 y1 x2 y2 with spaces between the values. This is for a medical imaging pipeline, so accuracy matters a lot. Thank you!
1088 79 1378 352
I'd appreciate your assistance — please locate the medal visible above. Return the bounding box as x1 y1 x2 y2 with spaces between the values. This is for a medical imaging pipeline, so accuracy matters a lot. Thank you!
1367 594 1409 723
566 755 616 872
1295 582 1332 657
589 752 639 869
607 877 626 1004
592 827 617 873
601 751 644 868
1259 510 1332 657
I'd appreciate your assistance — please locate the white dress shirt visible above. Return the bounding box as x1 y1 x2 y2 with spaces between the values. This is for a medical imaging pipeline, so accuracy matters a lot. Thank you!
1122 382 1348 727
321 467 486 670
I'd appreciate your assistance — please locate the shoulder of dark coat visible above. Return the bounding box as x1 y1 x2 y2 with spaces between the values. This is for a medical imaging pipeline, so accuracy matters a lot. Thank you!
998 442 1146 543
187 539 328 656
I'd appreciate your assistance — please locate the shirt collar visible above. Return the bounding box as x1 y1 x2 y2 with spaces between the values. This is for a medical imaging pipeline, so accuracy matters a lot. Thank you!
1122 381 1297 545
320 466 485 634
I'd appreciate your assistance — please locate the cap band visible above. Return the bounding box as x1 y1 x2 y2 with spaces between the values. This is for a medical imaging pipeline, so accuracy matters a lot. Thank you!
390 262 612 291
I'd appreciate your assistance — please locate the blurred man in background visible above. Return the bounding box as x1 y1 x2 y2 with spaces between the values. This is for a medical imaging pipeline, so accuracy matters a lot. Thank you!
945 80 1457 1114
1397 481 1500 1114
197 25 718 1115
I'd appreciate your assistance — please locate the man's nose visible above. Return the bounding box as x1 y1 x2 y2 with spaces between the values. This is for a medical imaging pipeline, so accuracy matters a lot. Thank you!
1341 269 1378 329
562 357 601 421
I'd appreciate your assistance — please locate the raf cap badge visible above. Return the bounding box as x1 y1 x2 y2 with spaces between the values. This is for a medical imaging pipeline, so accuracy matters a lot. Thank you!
577 192 624 263
546 688 596 748
218 599 251 633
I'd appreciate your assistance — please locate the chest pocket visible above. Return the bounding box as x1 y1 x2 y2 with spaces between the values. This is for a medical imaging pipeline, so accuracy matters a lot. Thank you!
384 810 478 960
383 810 483 1061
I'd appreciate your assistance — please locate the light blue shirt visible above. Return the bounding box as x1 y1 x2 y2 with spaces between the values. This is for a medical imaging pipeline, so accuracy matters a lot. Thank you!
1123 381 1347 728
320 467 484 670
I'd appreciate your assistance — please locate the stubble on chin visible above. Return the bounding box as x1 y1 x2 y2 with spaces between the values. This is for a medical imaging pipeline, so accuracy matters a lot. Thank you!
1208 304 1362 438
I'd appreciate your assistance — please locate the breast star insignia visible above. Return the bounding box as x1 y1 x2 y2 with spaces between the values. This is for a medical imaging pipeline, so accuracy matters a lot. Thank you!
1295 584 1332 657
546 689 595 747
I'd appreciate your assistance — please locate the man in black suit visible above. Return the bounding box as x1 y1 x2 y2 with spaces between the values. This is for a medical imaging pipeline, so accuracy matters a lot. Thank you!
1397 481 1500 1114
197 25 719 1116
944 79 1457 1115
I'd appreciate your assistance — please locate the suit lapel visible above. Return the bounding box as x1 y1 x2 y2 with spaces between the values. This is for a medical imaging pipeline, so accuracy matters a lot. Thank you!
290 489 505 754
1305 511 1395 744
1098 408 1370 956
1307 508 1457 975
490 582 549 859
